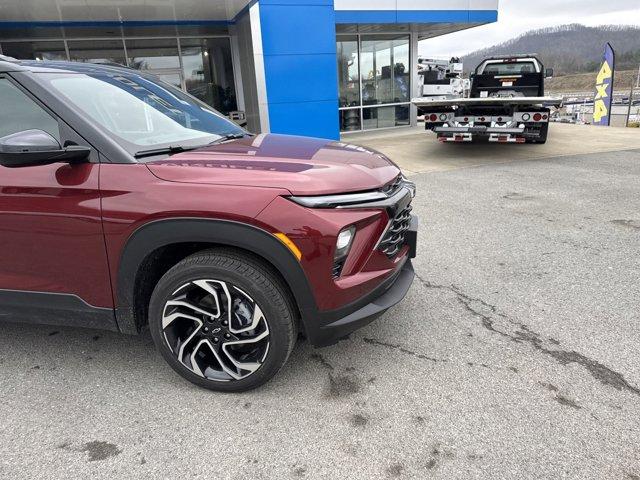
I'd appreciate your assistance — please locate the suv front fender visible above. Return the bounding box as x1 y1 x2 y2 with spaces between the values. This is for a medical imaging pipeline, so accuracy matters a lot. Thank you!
115 218 317 334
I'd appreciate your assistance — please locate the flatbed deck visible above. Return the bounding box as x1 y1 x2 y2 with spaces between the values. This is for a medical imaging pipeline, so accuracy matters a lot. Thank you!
411 96 563 108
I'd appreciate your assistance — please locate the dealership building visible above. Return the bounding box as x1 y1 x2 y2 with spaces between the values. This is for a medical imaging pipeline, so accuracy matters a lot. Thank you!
0 1 498 139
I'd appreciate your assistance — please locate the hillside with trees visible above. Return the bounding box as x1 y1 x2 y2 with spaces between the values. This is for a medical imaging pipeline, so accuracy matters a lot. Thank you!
462 24 640 75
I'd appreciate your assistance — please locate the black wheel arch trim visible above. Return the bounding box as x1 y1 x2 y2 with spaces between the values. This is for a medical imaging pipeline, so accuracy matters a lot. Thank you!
115 218 319 334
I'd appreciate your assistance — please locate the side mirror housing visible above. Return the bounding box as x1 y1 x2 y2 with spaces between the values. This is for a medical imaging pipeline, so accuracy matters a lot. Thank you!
0 129 90 168
545 68 554 79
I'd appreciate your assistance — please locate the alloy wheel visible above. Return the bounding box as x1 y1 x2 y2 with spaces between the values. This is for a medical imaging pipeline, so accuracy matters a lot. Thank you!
161 279 270 382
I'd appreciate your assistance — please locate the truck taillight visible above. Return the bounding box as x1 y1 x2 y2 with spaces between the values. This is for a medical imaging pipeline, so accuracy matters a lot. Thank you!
533 113 542 121
429 114 438 122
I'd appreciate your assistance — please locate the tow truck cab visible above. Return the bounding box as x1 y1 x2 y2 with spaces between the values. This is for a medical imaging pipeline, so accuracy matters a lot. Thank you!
470 56 553 99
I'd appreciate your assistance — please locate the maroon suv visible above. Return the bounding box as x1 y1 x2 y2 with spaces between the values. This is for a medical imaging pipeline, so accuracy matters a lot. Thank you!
0 58 417 391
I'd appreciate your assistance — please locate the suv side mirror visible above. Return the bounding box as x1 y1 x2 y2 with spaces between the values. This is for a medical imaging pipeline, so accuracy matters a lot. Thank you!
545 68 554 78
0 129 90 168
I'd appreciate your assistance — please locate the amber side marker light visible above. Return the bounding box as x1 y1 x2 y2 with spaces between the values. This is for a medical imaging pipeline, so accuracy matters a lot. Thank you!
274 233 302 261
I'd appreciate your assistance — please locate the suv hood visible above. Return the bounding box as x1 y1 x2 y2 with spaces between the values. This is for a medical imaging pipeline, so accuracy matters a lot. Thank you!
145 133 400 195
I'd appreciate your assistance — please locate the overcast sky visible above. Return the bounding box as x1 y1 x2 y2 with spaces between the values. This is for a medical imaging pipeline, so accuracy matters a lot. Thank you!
419 0 640 57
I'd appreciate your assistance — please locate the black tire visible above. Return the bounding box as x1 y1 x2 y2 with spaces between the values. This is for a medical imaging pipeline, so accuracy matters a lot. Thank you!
148 248 297 392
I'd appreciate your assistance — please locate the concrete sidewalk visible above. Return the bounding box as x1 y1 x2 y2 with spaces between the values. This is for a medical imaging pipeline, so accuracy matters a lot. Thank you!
343 123 640 175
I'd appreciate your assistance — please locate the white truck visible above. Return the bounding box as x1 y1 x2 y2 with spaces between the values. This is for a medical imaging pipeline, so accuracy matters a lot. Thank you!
412 55 563 144
417 56 469 100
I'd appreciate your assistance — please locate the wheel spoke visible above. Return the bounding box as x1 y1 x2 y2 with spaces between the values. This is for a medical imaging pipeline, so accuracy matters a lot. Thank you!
192 279 225 315
177 321 203 364
165 299 219 319
189 339 210 378
161 310 201 330
221 329 270 374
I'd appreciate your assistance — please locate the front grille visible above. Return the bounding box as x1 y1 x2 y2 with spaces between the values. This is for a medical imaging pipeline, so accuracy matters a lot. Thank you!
378 203 413 258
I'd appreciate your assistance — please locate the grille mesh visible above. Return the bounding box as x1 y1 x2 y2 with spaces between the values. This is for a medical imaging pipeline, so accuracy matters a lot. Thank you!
379 204 413 258
332 259 345 279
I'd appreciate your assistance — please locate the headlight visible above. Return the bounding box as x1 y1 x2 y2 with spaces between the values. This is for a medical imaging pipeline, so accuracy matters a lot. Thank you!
335 226 355 260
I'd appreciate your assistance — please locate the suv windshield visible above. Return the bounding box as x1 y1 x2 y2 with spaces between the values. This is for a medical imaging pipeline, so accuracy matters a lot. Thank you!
480 61 538 75
41 71 246 158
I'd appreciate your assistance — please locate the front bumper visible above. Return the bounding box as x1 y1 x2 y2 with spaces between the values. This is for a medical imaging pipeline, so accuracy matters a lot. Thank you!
306 259 415 347
305 214 417 347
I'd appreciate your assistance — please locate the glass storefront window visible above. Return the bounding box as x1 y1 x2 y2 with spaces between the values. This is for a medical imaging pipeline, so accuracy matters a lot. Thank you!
362 105 410 129
337 34 411 132
340 109 361 132
1 41 66 61
180 38 237 115
360 35 409 105
125 38 180 71
1 36 239 115
125 38 183 89
68 39 127 66
337 35 359 108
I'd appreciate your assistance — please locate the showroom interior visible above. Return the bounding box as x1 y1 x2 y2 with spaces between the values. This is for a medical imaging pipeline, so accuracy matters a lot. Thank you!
0 0 498 140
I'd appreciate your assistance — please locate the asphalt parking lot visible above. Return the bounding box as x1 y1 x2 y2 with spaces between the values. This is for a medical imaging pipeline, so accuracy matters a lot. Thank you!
1 125 639 479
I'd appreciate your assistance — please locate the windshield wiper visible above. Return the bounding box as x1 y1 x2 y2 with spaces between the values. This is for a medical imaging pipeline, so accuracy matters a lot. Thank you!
134 133 251 158
134 145 202 159
208 132 251 145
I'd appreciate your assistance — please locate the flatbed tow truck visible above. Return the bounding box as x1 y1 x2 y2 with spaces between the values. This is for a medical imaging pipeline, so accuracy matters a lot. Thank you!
412 54 563 144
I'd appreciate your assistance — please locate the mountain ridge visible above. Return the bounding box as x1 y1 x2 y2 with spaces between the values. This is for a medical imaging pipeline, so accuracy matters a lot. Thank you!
461 24 640 75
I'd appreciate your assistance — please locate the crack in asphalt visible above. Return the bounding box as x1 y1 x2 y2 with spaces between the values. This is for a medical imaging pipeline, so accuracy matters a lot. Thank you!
362 338 448 363
414 272 640 397
310 353 335 371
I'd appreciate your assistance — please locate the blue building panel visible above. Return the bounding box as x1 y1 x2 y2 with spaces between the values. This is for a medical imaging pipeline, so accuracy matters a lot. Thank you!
468 10 498 22
262 53 339 104
335 9 498 24
268 100 340 139
259 4 337 55
259 0 340 139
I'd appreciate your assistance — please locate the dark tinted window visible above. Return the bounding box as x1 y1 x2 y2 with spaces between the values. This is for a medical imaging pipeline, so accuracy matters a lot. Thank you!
481 61 537 75
0 78 60 139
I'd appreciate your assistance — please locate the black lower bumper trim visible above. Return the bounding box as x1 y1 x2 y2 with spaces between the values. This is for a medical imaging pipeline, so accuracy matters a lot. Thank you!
306 260 415 347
